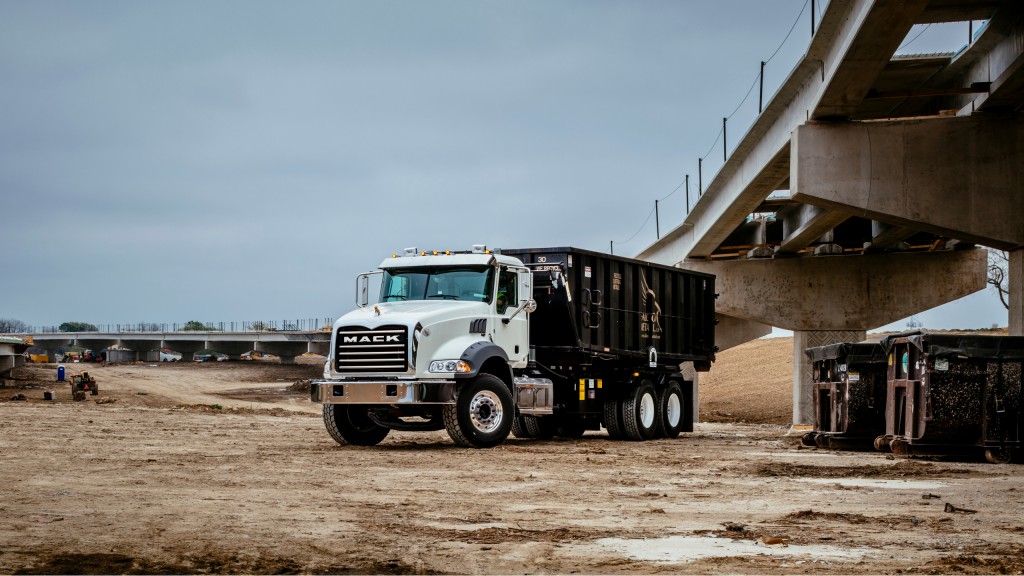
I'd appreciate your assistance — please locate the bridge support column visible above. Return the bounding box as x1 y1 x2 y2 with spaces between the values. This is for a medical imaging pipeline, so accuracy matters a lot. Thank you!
1012 249 1024 336
793 330 866 426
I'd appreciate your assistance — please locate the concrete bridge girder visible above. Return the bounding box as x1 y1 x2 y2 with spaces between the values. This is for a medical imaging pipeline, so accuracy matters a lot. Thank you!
791 116 1024 250
680 248 987 332
777 204 851 253
869 221 915 249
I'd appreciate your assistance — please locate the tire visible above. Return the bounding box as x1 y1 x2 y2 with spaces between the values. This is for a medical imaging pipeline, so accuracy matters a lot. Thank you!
511 417 530 439
802 432 818 447
322 404 390 446
524 415 556 439
656 382 684 439
873 435 891 452
985 447 1015 464
443 374 514 448
622 381 659 441
889 437 910 456
604 398 624 439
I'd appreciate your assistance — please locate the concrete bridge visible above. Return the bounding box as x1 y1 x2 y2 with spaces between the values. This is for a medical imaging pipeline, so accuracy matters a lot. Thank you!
638 0 1024 424
0 336 30 379
23 331 330 364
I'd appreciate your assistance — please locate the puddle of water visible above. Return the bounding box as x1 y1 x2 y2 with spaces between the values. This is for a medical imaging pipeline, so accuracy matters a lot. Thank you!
597 536 875 563
796 478 948 490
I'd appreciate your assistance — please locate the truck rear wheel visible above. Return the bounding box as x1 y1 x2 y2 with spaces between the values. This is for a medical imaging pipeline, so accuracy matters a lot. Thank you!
656 382 683 439
443 374 514 448
622 382 659 441
511 417 530 439
323 404 390 446
604 398 624 439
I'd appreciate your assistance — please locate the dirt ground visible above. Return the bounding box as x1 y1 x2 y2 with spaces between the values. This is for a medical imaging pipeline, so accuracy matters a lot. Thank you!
1 353 1023 575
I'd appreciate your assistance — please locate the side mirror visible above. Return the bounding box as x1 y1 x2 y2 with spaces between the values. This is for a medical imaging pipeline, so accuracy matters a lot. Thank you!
503 299 537 324
355 271 382 308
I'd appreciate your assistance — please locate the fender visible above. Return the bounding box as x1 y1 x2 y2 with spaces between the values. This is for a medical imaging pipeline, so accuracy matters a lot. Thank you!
456 341 509 380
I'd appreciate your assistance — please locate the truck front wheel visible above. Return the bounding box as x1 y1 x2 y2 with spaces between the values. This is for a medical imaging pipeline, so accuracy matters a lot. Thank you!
443 374 514 448
622 382 659 441
323 404 390 446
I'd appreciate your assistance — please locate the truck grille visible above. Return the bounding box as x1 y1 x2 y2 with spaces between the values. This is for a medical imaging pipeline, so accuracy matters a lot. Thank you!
334 325 408 373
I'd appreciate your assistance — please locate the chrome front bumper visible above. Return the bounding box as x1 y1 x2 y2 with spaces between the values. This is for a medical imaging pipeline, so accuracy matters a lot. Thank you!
311 379 456 405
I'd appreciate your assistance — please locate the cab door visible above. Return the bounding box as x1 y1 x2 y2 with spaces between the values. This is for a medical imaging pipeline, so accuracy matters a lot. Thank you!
491 266 531 368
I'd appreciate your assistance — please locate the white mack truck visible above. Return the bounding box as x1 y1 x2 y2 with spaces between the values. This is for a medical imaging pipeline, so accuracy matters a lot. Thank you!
310 245 716 448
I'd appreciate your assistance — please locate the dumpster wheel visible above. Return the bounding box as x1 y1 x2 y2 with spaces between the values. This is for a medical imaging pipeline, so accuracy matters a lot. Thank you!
889 438 910 456
873 435 891 452
985 447 1014 465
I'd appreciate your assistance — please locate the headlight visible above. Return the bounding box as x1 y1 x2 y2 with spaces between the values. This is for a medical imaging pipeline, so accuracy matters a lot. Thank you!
323 359 331 379
428 360 471 373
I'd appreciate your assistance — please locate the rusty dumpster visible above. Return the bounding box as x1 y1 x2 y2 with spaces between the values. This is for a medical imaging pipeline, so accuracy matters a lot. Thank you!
802 342 888 449
876 332 1023 464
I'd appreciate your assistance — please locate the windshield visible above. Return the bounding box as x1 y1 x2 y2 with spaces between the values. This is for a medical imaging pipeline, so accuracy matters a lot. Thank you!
380 266 495 303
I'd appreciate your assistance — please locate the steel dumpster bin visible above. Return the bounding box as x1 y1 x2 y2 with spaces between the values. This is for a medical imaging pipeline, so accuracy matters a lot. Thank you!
802 342 888 449
877 332 1023 464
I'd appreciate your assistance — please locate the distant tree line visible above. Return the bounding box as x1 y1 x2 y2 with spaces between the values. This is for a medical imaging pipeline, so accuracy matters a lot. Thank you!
182 320 216 331
0 318 29 333
59 321 99 332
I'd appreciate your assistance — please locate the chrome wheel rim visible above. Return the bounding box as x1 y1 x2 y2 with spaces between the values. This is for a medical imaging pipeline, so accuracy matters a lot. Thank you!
469 390 503 433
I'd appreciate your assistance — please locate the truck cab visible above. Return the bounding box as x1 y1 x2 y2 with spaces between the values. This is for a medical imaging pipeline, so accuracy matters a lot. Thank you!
310 245 550 448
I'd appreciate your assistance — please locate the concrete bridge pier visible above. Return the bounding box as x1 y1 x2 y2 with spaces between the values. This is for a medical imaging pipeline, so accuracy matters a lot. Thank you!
307 341 330 356
792 330 866 425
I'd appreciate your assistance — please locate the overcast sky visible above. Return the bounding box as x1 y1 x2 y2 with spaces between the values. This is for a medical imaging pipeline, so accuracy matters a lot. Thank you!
0 0 1007 331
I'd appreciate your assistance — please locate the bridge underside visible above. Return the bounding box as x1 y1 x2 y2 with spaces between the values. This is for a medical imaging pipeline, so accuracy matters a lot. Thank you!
639 0 1024 425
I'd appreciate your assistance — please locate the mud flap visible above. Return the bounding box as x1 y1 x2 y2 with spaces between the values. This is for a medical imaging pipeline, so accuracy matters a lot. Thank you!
680 380 695 433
